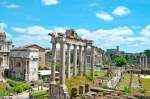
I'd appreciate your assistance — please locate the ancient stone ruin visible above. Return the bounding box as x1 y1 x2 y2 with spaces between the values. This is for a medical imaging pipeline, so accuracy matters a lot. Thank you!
48 29 100 99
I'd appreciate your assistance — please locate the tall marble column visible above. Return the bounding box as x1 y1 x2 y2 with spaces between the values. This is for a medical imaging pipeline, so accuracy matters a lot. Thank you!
143 57 144 68
91 46 95 76
78 45 83 76
59 41 67 90
83 46 87 75
25 60 28 82
140 56 141 68
100 55 102 65
50 42 57 84
66 43 71 79
73 44 77 76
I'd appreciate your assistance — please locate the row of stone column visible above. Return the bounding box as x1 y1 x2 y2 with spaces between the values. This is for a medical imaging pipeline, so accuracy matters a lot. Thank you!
50 42 95 88
140 56 147 68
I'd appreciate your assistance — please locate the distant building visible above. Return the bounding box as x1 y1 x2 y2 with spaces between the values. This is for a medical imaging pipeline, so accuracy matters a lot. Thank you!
9 48 39 82
20 44 46 67
107 46 119 55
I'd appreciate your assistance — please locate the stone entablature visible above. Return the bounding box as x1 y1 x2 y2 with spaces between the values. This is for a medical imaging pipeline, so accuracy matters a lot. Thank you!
9 48 39 82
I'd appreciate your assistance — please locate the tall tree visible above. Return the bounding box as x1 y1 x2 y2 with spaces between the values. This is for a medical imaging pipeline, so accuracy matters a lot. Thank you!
144 49 150 57
115 57 127 67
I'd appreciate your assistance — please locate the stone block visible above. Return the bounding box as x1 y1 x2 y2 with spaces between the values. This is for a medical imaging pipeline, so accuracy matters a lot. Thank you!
103 92 111 96
85 84 90 93
71 87 79 97
79 85 85 94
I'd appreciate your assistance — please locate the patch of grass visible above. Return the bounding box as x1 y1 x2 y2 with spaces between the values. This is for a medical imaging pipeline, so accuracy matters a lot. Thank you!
0 82 9 90
0 90 11 96
94 70 106 78
122 87 132 94
140 87 147 93
117 74 130 90
30 91 49 99
65 76 94 93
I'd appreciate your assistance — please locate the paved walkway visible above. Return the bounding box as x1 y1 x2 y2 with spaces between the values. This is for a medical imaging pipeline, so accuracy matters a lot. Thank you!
107 67 124 89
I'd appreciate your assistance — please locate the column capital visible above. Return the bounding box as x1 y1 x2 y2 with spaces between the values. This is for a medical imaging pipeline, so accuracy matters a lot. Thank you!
79 45 83 48
73 44 77 47
59 41 66 44
66 43 71 47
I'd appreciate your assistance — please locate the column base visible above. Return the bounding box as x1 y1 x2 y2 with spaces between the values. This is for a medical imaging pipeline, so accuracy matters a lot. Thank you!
59 84 68 92
25 74 28 82
50 81 56 84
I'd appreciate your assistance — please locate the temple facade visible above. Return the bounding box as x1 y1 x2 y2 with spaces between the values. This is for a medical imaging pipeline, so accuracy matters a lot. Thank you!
0 26 13 67
8 48 39 82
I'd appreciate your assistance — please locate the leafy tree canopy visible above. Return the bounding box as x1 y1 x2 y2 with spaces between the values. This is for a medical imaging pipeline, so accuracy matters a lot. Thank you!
115 57 127 67
46 51 52 56
144 49 150 57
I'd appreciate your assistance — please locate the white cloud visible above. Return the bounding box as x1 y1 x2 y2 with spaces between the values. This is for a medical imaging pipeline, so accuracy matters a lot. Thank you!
89 3 98 7
0 22 7 28
25 16 40 21
53 26 67 33
41 0 59 5
11 27 25 33
140 24 150 37
127 43 139 47
76 29 91 35
6 4 20 8
131 25 141 29
112 6 131 16
96 12 113 21
79 26 133 46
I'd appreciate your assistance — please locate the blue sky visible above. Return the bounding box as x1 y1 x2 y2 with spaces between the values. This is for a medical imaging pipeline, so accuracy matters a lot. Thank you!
0 0 150 53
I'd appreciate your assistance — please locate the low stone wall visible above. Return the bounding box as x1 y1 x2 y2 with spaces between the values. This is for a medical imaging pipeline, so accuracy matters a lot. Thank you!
71 82 150 99
132 69 150 75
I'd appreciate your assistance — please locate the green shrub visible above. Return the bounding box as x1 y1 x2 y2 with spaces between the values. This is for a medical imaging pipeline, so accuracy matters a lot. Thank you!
56 62 60 71
73 76 79 79
85 72 94 81
140 87 147 93
13 86 23 93
22 85 32 91
6 80 21 87
39 66 43 70
122 87 131 93
102 84 108 89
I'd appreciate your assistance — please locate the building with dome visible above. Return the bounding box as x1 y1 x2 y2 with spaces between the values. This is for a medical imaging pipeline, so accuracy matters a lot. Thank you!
0 26 13 68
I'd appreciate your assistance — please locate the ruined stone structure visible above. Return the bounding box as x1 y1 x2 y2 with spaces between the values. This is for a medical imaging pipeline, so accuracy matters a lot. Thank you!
0 25 13 67
140 53 147 68
48 29 97 99
86 47 103 66
8 48 39 82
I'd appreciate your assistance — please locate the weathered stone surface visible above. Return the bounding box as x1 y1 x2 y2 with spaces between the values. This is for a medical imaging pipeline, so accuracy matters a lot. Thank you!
85 84 90 93
71 87 79 97
103 92 111 96
79 85 85 94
